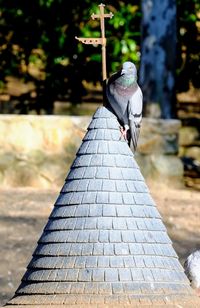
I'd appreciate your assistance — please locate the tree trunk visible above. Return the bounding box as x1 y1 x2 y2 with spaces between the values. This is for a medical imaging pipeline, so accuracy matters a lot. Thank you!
139 0 177 119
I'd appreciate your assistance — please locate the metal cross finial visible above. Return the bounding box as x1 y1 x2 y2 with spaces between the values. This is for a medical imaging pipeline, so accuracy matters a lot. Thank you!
75 3 113 81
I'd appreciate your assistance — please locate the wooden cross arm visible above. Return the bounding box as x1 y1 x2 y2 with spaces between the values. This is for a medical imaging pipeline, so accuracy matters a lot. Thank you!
91 12 114 20
75 37 106 45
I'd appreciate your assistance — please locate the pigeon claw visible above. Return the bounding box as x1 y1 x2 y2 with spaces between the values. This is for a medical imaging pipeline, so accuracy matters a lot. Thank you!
120 126 128 141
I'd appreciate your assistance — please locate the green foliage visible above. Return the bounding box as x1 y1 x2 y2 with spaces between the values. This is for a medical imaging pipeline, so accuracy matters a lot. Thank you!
0 0 199 113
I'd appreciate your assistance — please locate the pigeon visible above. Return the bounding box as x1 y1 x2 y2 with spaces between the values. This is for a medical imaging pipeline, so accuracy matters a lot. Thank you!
184 250 200 296
106 61 143 152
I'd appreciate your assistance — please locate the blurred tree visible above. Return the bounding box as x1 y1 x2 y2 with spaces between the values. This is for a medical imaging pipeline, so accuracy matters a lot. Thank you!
0 0 141 113
0 0 199 114
139 0 177 119
176 0 200 92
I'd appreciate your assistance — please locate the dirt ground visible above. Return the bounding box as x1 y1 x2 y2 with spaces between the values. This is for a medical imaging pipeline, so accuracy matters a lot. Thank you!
0 182 200 307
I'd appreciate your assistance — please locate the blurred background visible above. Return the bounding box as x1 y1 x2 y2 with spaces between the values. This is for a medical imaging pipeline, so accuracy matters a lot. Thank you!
0 1 200 306
0 0 199 188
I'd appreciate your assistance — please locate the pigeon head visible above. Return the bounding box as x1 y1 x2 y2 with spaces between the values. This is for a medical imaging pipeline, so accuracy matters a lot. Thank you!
121 62 137 80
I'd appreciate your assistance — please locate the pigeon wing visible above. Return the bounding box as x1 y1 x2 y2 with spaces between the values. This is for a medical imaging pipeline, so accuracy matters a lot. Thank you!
128 86 143 152
106 73 129 126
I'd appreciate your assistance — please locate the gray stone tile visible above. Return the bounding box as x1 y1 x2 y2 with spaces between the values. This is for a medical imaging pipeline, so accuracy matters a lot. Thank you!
114 243 130 255
108 142 120 154
83 167 97 178
126 181 136 192
143 206 161 218
135 219 148 230
109 192 123 204
78 269 92 282
61 180 80 192
93 243 104 255
102 204 116 216
92 269 105 282
90 154 103 166
113 218 127 229
98 256 110 268
99 230 109 242
84 218 97 229
84 282 98 294
105 269 119 282
83 130 96 141
85 256 97 268
115 156 134 168
121 168 136 180
98 141 108 154
81 243 94 256
97 217 113 229
95 129 105 140
98 282 112 294
116 205 132 217
123 282 141 294
115 180 127 192
109 168 122 180
134 256 145 267
123 256 135 268
96 192 109 203
72 155 92 168
82 192 97 204
103 130 112 141
69 244 82 256
109 230 122 243
110 256 124 268
76 231 90 243
134 181 149 193
102 155 116 167
89 204 103 217
70 282 85 294
66 269 79 281
122 193 135 205
55 193 73 205
85 140 99 154
103 243 114 255
126 218 137 230
102 179 116 191
89 230 99 243
88 179 102 191
143 256 155 268
118 268 132 281
93 118 107 129
131 268 144 281
77 142 89 155
133 193 156 206
111 130 121 141
70 167 88 180
74 256 86 269
134 231 147 243
129 243 144 255
106 118 119 129
121 231 136 243
68 192 84 205
112 282 124 294
95 167 109 179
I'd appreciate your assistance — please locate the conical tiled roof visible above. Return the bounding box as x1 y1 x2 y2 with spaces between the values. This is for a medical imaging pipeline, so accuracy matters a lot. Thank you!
7 107 198 307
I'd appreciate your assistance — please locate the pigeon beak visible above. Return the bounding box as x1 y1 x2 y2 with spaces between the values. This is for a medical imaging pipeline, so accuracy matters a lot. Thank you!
121 69 126 75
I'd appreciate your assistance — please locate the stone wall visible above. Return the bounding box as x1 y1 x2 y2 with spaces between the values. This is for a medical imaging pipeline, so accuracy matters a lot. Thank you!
179 126 200 161
136 118 183 186
0 114 183 188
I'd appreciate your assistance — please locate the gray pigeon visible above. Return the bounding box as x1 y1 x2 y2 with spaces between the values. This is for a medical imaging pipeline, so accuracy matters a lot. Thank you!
184 250 200 296
106 61 143 152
